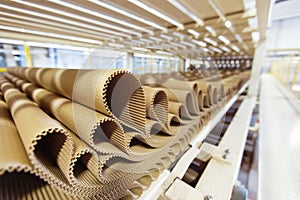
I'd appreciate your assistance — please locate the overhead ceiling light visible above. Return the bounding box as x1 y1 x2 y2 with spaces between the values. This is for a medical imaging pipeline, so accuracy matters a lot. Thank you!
0 25 102 45
149 36 163 42
130 40 145 44
49 0 153 34
180 41 196 48
231 44 240 52
156 50 173 55
14 0 141 36
128 0 184 29
89 0 167 31
225 20 232 28
108 43 125 48
170 42 186 49
202 48 209 52
160 34 173 40
205 26 217 37
140 38 153 43
234 34 243 43
0 38 24 45
218 35 230 45
207 0 226 21
187 29 200 38
219 46 230 52
131 47 149 52
161 43 177 49
0 11 121 40
167 0 204 26
192 39 207 47
123 41 139 45
204 37 218 46
0 4 132 38
173 31 186 39
211 47 222 53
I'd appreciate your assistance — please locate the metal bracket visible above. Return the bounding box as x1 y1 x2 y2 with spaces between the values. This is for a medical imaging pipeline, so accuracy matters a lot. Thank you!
197 142 232 164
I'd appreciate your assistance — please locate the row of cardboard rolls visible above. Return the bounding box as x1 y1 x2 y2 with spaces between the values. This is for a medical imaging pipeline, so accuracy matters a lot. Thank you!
0 67 250 199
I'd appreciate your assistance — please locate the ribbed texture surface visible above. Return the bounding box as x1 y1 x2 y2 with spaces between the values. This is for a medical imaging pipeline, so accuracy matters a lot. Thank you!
0 67 250 199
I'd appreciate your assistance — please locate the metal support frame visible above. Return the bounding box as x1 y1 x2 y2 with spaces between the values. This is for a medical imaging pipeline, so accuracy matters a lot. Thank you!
139 82 250 200
24 42 32 67
195 97 255 200
248 40 266 97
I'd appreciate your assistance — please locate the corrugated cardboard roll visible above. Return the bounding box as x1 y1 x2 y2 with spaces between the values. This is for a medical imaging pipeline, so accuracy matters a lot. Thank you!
5 74 179 161
0 78 104 196
142 86 168 125
0 93 32 175
0 172 84 200
7 67 147 134
0 77 160 198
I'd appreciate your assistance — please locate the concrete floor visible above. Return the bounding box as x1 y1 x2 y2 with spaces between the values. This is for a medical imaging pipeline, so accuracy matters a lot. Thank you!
258 74 300 200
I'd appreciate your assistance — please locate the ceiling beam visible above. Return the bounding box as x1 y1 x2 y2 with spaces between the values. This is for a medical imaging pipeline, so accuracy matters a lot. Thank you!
256 0 272 41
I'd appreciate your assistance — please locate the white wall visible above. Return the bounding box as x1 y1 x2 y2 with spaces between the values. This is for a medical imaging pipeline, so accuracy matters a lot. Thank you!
267 17 300 50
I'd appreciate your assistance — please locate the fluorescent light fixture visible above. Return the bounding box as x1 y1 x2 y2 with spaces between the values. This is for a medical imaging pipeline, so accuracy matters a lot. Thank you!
156 50 173 55
207 0 226 21
89 0 167 31
131 40 145 44
192 39 207 47
128 0 184 29
202 48 209 52
225 20 232 28
160 34 173 40
0 38 24 45
147 45 163 49
14 0 141 36
231 44 240 52
0 25 102 45
292 85 300 92
173 31 186 39
0 11 120 40
49 0 153 34
140 38 153 43
149 36 163 42
204 37 218 46
187 29 200 38
131 47 149 52
123 41 140 45
234 34 243 43
211 47 222 53
205 26 216 37
180 41 196 48
170 42 186 49
0 4 132 38
219 46 230 52
218 35 230 45
108 43 125 48
161 43 177 49
167 0 204 26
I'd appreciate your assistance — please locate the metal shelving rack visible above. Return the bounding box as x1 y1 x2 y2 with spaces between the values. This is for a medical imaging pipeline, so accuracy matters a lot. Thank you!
139 81 255 200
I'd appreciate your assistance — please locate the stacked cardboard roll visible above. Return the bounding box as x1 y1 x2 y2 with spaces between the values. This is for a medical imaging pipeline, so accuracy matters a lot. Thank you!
0 67 250 199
